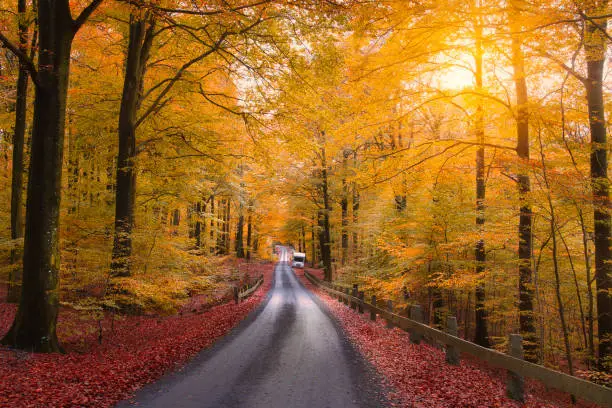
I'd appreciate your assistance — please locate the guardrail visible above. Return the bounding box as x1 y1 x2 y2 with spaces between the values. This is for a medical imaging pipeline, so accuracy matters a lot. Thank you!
233 274 264 304
304 270 612 407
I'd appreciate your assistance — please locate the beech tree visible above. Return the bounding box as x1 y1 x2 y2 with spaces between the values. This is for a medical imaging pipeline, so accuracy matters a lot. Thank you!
0 0 103 352
6 0 35 303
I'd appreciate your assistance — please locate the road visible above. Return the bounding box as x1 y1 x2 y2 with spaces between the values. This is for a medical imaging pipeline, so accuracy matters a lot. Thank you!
117 248 386 408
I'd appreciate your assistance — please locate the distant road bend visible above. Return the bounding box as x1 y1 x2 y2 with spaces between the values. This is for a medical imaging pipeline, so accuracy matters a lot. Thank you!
118 248 385 408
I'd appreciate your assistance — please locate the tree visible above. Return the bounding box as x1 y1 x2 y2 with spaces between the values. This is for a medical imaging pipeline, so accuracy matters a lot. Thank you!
583 1 610 369
472 8 490 349
0 0 103 352
111 9 155 278
509 0 537 362
7 0 36 303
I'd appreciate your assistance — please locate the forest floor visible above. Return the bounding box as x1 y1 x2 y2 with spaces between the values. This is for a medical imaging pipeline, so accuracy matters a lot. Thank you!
297 268 600 408
0 261 274 408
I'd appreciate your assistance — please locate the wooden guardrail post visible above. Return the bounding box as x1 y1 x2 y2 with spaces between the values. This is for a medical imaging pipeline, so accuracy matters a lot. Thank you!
344 288 350 306
507 334 525 402
358 291 364 314
409 304 423 344
351 284 358 310
336 285 343 302
386 300 394 328
233 286 239 304
445 316 460 365
370 295 377 321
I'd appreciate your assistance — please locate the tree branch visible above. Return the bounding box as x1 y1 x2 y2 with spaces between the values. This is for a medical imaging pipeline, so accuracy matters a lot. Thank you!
0 31 38 85
73 0 104 33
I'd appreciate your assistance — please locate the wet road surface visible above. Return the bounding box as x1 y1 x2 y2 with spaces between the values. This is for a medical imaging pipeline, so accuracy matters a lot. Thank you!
117 249 386 408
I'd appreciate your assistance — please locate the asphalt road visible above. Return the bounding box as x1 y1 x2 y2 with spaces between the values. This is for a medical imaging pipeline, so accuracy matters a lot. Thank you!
117 248 386 408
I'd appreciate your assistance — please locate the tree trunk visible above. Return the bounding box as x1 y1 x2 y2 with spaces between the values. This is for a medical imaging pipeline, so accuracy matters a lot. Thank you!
224 199 231 254
236 212 245 258
7 0 31 303
172 209 180 226
111 12 155 277
311 215 317 266
210 196 215 254
352 151 360 257
246 210 252 260
578 208 596 364
510 0 537 362
539 132 574 376
194 202 202 248
341 150 349 265
216 198 224 254
318 136 332 281
584 6 611 370
2 0 102 352
473 22 490 348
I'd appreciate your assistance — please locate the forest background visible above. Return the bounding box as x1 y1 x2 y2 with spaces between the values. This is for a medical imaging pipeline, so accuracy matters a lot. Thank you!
0 0 610 383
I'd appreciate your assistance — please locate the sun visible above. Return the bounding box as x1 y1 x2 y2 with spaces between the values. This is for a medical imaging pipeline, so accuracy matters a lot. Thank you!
436 66 475 90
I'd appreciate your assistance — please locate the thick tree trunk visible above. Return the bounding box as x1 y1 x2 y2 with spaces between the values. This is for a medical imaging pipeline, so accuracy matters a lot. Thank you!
584 8 611 369
111 13 154 277
7 0 30 303
473 23 490 348
510 1 537 362
1 0 100 352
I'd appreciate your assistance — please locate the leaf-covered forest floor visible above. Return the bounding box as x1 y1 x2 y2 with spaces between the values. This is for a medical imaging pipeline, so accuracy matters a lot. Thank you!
297 268 599 408
0 262 274 408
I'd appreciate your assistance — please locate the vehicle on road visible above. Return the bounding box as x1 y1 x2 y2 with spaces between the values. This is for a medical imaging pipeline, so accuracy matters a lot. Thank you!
292 252 306 268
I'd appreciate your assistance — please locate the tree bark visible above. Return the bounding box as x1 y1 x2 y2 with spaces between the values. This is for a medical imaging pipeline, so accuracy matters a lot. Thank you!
473 21 490 348
194 202 202 248
578 208 596 364
341 150 349 265
111 12 155 277
2 0 103 352
584 7 611 369
236 212 245 258
510 0 537 362
210 196 215 254
318 134 332 281
224 198 231 254
246 209 252 260
311 215 317 266
7 0 31 303
352 151 360 257
216 198 224 254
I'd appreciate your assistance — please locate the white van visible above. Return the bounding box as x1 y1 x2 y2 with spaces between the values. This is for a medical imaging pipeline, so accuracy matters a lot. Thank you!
292 252 306 268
